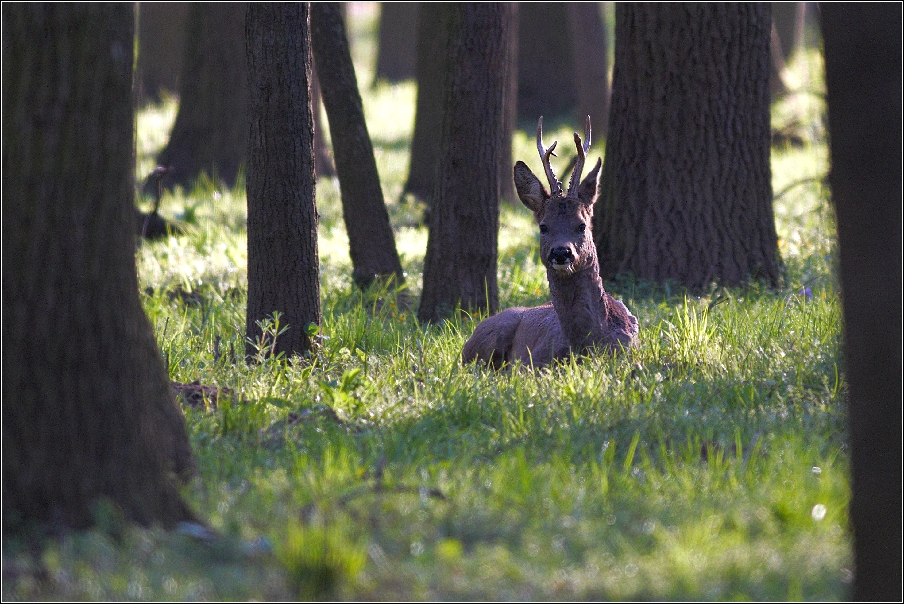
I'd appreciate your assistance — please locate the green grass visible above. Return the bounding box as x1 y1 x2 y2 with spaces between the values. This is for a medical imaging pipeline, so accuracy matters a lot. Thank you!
2 11 849 601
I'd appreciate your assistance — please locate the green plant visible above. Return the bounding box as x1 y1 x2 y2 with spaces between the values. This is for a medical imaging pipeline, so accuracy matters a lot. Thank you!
275 520 366 600
247 311 290 364
318 368 365 415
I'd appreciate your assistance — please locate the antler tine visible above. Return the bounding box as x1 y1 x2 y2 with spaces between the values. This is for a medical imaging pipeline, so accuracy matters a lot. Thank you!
536 117 562 196
567 116 592 198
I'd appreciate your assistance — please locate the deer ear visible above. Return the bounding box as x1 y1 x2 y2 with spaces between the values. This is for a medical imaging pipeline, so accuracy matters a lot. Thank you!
577 158 602 207
514 161 548 213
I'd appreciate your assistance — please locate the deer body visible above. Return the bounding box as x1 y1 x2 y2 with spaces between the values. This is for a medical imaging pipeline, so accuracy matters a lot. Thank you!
463 117 638 368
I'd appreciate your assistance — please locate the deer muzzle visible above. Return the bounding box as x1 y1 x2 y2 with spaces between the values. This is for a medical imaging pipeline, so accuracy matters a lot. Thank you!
548 246 575 272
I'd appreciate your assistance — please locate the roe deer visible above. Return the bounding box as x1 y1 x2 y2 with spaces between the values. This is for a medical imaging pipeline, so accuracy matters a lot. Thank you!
462 117 638 368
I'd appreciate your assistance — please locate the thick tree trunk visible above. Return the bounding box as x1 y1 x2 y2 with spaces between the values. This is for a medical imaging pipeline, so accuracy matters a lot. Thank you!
135 2 188 105
373 2 418 85
149 3 248 192
2 3 195 533
596 3 781 290
418 3 514 322
245 3 321 360
311 2 405 289
822 5 903 601
404 2 453 204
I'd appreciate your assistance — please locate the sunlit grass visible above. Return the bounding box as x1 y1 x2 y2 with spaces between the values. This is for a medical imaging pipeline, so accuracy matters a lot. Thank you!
135 92 178 182
3 16 849 603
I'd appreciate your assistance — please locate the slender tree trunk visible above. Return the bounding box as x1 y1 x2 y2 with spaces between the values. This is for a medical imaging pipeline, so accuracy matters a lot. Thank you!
135 2 188 105
311 66 336 178
770 20 790 98
596 3 781 290
770 0 798 93
518 3 609 125
771 1 803 61
404 2 453 204
2 3 195 533
822 5 903 601
517 3 574 121
499 3 519 205
149 3 248 192
245 3 321 360
418 3 514 322
771 3 817 100
567 2 610 137
373 2 418 85
311 2 405 289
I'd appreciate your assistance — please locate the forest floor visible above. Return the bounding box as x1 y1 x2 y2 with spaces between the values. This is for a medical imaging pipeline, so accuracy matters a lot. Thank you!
2 9 849 601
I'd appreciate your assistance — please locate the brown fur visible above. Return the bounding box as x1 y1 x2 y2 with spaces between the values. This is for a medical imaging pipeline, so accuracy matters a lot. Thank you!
463 119 638 368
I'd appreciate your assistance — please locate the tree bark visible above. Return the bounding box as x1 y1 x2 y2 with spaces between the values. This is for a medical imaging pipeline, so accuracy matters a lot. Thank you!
771 1 803 61
822 5 903 601
245 3 321 360
418 3 514 322
517 3 610 125
311 2 405 289
311 65 336 178
567 2 610 137
149 3 248 192
404 2 454 204
595 3 781 290
499 3 519 205
769 20 790 99
373 2 418 85
517 3 574 121
135 2 188 105
2 3 195 533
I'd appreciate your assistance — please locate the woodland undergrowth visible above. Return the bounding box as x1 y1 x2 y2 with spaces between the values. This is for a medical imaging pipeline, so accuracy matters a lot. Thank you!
3 9 848 600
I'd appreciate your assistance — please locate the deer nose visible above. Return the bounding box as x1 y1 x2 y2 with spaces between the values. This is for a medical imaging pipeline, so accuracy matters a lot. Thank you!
549 247 573 265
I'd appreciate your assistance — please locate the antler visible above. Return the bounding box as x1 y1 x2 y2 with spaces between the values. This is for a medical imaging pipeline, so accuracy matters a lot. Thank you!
536 117 562 196
567 115 592 198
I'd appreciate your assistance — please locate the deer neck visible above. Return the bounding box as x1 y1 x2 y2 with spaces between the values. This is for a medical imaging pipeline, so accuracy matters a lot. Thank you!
547 258 608 350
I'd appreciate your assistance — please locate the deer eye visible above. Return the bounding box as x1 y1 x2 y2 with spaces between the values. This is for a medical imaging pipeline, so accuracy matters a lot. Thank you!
576 222 586 233
539 224 549 234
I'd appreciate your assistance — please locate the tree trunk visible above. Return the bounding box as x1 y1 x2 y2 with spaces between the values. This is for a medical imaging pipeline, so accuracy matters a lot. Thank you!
567 2 610 137
499 3 519 205
418 3 514 322
311 65 336 178
311 2 405 289
595 3 781 290
771 2 817 99
517 3 573 121
769 20 790 99
517 3 610 125
373 2 418 85
822 5 903 601
771 1 803 61
149 3 248 192
135 2 188 105
404 2 454 204
245 3 321 360
2 3 195 533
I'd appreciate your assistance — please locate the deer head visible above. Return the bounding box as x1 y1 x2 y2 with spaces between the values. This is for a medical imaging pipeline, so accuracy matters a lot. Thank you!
514 116 602 276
